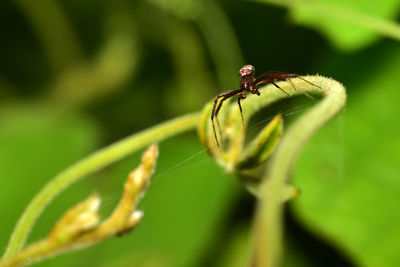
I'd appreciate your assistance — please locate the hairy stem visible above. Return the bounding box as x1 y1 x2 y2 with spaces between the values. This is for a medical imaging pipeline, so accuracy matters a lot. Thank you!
253 77 346 267
3 113 199 258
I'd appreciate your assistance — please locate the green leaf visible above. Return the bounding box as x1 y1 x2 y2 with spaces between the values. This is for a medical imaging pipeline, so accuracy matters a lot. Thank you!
251 0 400 51
291 47 400 266
289 0 400 51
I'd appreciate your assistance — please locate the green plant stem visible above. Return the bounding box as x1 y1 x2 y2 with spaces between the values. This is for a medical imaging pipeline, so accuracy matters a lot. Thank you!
1 145 158 267
1 240 53 267
3 112 200 259
253 77 346 267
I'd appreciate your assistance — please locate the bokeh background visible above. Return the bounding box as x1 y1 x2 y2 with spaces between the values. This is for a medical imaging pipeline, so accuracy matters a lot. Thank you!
1 0 400 266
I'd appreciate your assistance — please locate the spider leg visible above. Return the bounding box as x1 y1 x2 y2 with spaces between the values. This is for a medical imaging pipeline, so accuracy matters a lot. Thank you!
287 76 315 99
287 78 297 91
214 90 242 133
238 94 246 128
288 77 314 99
211 94 224 147
215 116 223 146
255 72 320 98
271 81 290 96
215 94 233 117
211 90 241 147
286 74 322 89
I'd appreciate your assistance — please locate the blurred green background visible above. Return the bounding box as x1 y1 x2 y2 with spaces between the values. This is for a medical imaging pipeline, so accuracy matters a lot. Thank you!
1 0 400 266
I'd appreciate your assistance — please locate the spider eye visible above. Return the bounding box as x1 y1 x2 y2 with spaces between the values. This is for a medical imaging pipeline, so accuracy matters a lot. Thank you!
239 65 255 78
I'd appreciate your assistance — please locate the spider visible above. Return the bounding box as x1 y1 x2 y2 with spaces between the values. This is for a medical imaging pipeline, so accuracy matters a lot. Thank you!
211 65 320 147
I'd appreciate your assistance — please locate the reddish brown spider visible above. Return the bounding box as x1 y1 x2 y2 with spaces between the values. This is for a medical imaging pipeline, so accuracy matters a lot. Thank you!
211 65 320 147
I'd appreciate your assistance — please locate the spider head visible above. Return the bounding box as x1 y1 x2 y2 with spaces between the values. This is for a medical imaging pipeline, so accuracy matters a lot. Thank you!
238 65 255 78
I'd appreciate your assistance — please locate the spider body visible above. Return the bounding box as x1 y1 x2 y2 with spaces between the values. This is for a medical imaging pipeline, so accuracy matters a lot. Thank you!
211 65 319 147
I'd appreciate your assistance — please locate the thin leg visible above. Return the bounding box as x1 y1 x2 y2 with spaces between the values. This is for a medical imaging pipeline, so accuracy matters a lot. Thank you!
286 74 321 89
216 116 223 145
288 78 297 91
211 94 226 147
211 90 241 147
288 77 314 99
214 94 238 145
238 95 245 128
214 89 242 119
212 93 227 147
271 81 290 96
298 76 322 89
215 96 230 119
211 90 240 121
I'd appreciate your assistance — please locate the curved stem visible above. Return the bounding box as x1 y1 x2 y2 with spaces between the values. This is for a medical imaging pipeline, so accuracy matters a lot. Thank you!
3 112 200 258
253 77 346 266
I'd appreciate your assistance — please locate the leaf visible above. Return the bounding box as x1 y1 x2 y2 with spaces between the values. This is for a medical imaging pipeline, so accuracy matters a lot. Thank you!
252 0 400 51
289 0 400 51
291 46 400 266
